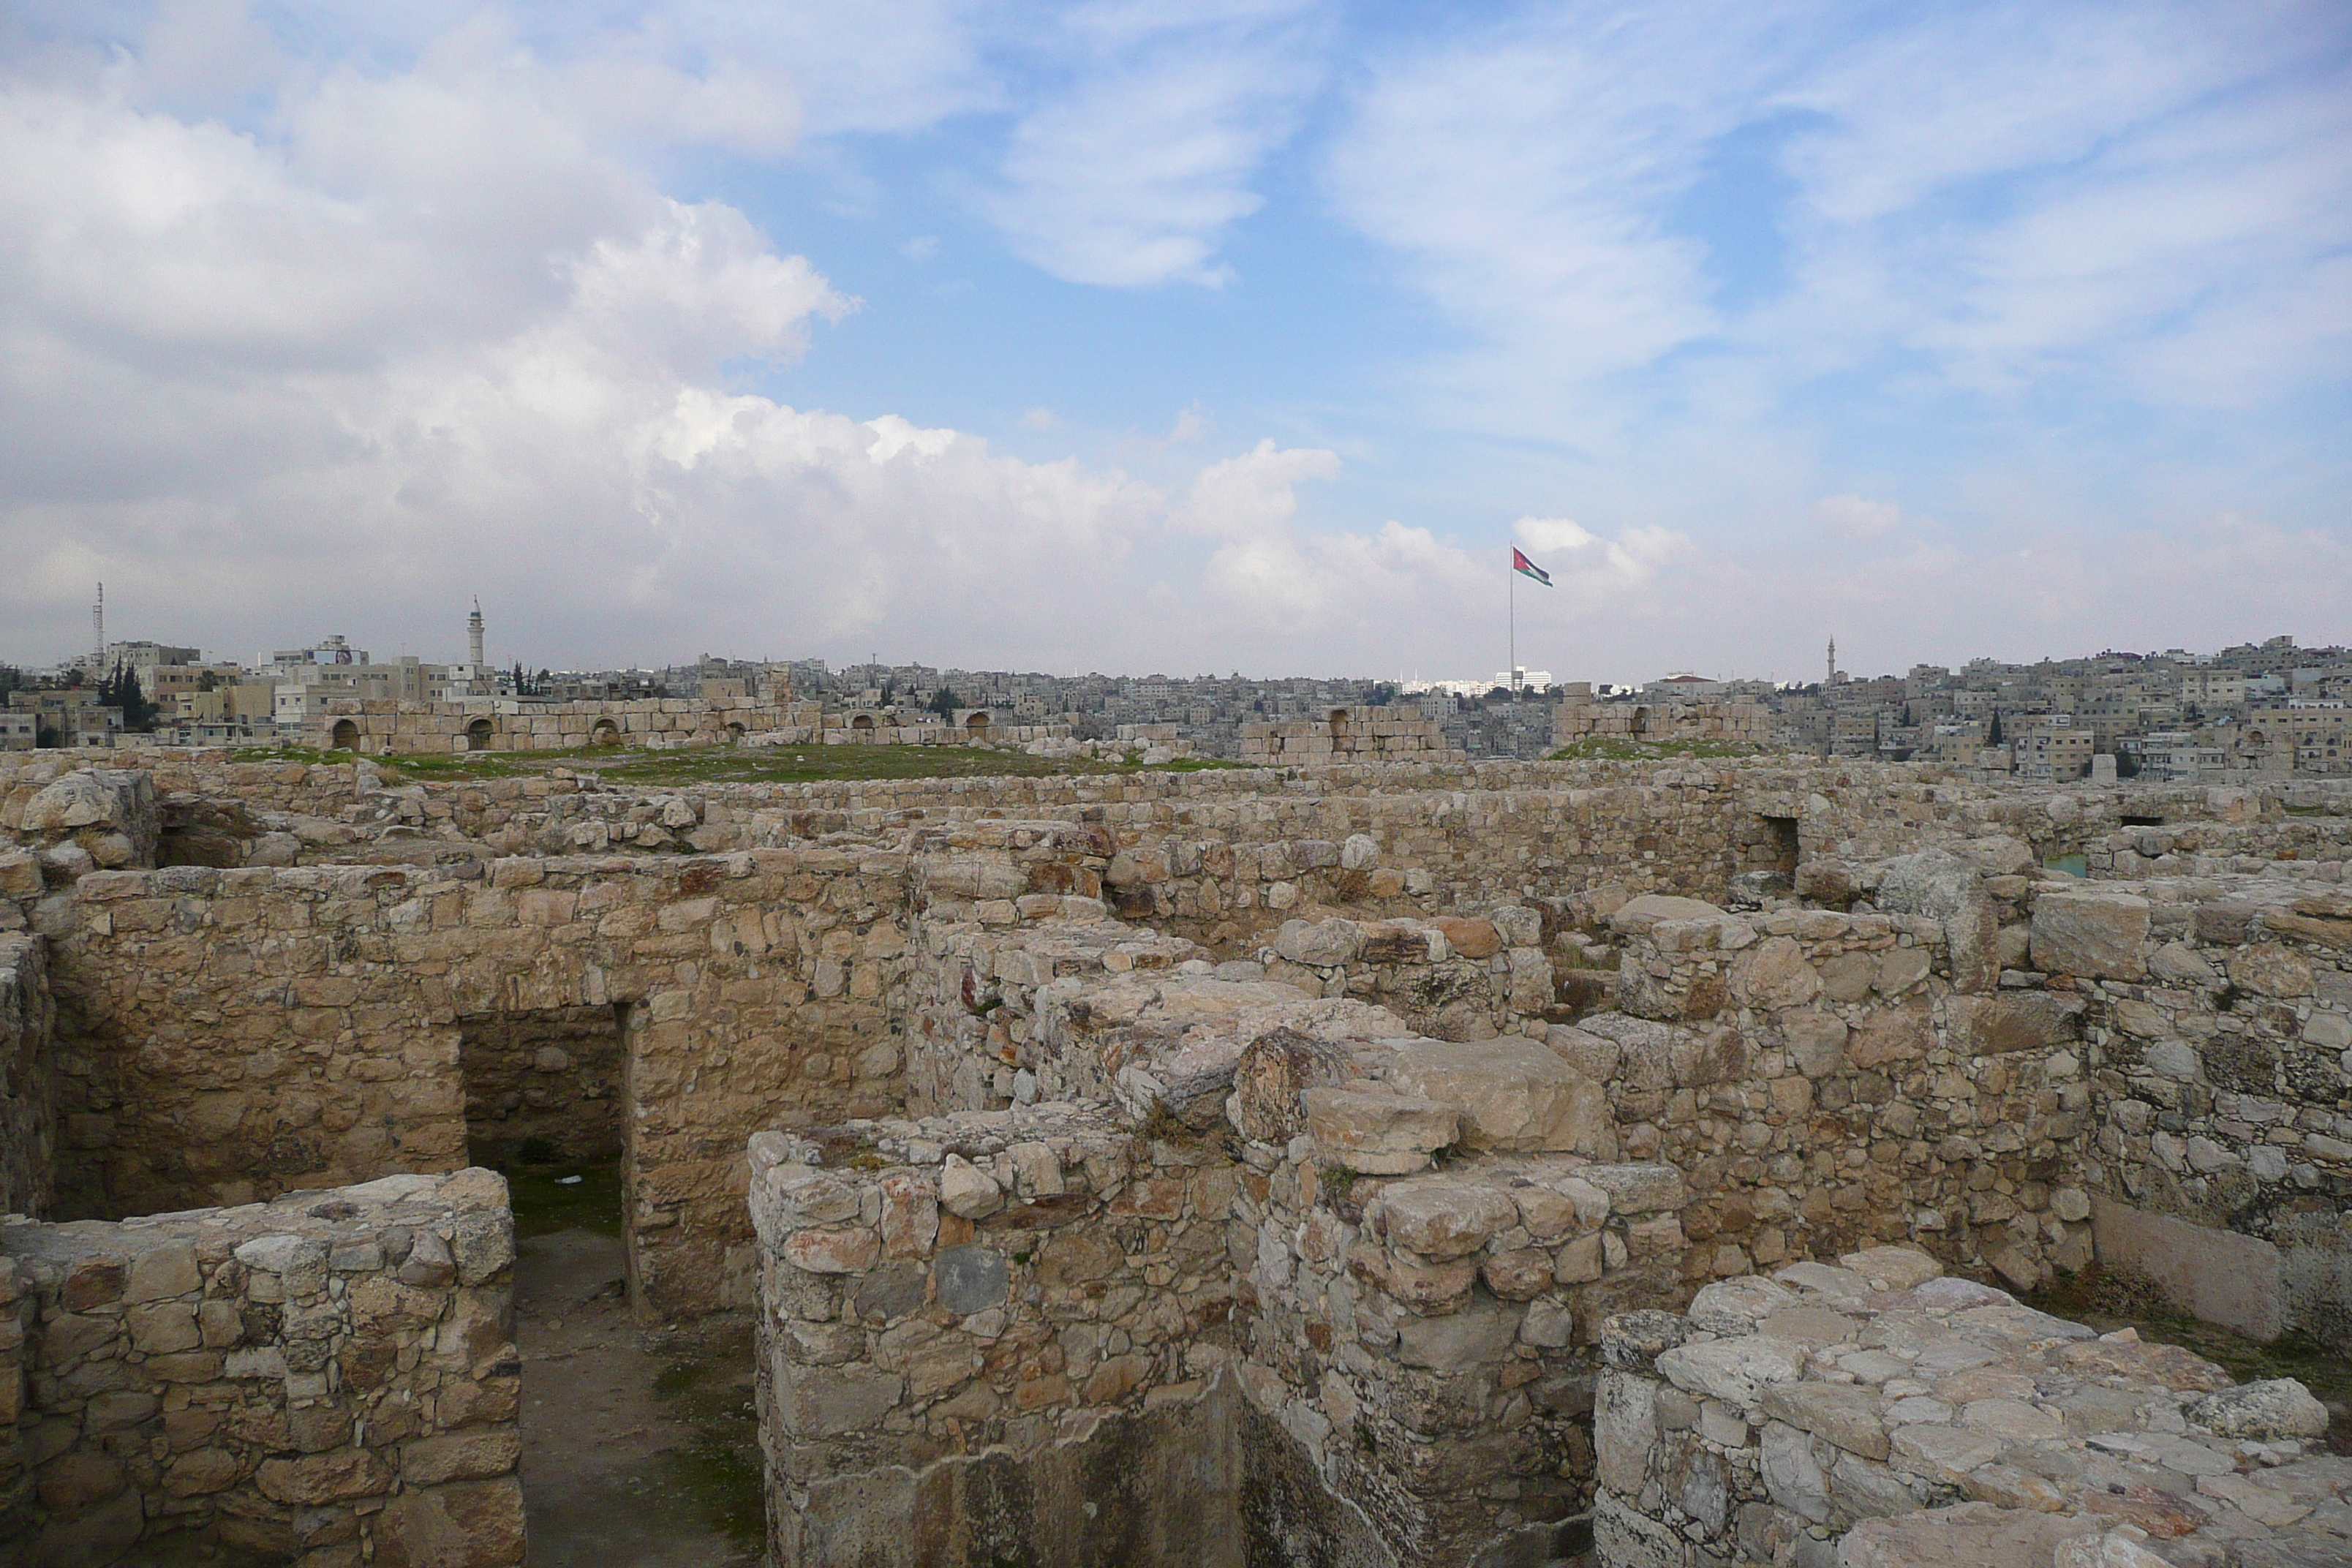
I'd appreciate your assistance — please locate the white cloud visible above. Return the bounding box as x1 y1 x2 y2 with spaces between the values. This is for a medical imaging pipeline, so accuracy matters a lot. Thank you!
1021 405 1059 430
980 0 1326 286
1813 494 1910 540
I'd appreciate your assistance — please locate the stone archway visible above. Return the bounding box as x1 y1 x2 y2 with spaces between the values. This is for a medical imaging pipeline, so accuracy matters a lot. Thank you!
965 711 990 731
591 719 621 747
329 719 360 751
467 718 495 751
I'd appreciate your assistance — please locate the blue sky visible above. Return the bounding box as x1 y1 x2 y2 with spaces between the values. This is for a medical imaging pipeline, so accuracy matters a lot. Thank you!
1 0 2347 682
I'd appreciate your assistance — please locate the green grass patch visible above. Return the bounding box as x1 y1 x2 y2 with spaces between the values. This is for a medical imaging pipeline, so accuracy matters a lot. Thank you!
498 1159 625 1240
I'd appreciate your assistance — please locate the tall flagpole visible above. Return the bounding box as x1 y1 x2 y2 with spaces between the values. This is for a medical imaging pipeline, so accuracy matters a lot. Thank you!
1507 548 1515 695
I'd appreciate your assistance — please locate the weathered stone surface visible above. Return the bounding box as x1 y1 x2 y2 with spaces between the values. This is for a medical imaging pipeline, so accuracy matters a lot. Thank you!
2185 1379 2330 1439
1836 1503 2104 1568
938 1154 1005 1219
1688 1275 1798 1336
1656 1338 1802 1407
1395 1297 1520 1370
2030 892 2151 980
1838 1246 1941 1291
1272 917 1365 967
1302 1085 1457 1175
1377 1180 1517 1262
1760 1382 1891 1461
1231 1027 1353 1142
1384 1036 1615 1156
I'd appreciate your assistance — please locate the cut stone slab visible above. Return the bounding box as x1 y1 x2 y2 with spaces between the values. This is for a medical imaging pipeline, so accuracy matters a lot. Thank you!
1835 1502 2105 1568
2029 892 2152 981
1376 1180 1518 1262
1382 1036 1616 1156
1656 1338 1802 1408
1687 1275 1798 1336
1302 1086 1457 1175
1760 1380 1892 1460
1609 894 1727 933
1839 1246 1942 1292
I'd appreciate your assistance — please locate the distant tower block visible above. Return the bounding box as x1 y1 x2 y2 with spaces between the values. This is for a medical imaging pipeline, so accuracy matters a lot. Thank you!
468 599 486 667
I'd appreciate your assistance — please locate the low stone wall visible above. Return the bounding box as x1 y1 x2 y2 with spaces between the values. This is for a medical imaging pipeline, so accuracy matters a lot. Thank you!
747 1105 1338 1567
1591 1250 2345 1568
0 768 158 872
37 851 914 1314
310 694 821 755
0 1168 521 1566
0 935 55 1219
2034 875 2352 1349
1580 883 2097 1297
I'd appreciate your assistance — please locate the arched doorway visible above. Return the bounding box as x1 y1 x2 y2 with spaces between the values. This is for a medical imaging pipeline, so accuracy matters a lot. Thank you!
329 719 359 751
727 722 747 743
965 711 990 731
851 714 875 740
590 720 620 747
1328 708 1349 736
467 718 494 752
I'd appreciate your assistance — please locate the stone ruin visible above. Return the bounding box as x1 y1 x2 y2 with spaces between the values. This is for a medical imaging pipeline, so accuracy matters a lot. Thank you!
0 745 2345 1565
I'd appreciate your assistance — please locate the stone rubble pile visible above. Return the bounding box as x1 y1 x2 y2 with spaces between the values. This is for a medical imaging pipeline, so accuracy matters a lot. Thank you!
1595 1246 2346 1568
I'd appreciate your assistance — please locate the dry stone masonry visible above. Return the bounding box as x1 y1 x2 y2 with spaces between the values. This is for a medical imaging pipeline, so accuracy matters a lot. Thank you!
0 747 2345 1564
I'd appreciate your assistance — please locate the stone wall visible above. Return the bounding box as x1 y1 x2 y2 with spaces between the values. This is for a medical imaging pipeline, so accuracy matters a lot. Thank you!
0 1168 521 1566
2024 875 2352 1350
0 935 55 1221
1591 1251 2345 1568
35 851 915 1314
310 693 822 755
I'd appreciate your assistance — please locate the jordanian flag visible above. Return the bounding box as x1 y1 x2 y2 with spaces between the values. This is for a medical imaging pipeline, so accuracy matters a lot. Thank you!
1512 547 1552 586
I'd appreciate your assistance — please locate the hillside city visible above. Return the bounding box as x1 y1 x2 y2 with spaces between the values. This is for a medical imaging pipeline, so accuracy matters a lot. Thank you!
4 614 2346 780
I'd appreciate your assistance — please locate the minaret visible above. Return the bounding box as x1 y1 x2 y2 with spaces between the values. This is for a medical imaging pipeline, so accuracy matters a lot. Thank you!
467 599 486 667
1825 636 1836 688
94 582 105 668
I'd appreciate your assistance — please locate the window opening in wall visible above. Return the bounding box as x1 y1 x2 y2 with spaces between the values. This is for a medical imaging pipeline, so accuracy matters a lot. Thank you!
1762 814 1801 876
2118 814 2164 826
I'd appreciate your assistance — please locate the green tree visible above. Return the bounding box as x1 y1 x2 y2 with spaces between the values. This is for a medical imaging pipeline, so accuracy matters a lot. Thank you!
928 688 960 717
101 662 158 731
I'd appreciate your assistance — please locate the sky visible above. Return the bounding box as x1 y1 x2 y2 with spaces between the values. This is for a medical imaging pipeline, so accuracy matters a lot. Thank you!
1 0 2347 685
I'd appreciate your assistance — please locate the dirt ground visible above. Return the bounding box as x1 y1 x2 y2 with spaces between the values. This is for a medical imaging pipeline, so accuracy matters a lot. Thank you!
510 1175 764 1567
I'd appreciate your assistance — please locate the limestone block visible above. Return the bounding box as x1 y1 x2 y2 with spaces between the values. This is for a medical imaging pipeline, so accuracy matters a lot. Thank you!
1782 1009 1849 1078
1836 1246 1941 1291
939 1155 1004 1219
1735 937 1822 1010
1836 1504 2105 1568
1610 894 1728 934
2185 1379 2329 1439
1945 992 2081 1058
1578 1164 1686 1214
1231 1027 1354 1143
1688 1275 1798 1336
2227 943 2313 998
1377 1180 1517 1262
1272 917 1364 967
1395 1297 1520 1369
1433 917 1501 958
1302 1086 1457 1175
2030 892 2151 980
1761 1382 1891 1460
1384 1036 1615 1156
1656 1338 1801 1407
1594 1371 1657 1495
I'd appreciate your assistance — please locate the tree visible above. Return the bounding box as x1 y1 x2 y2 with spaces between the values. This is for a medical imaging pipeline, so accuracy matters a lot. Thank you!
197 669 219 693
101 662 158 731
1986 711 2004 746
928 688 960 718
